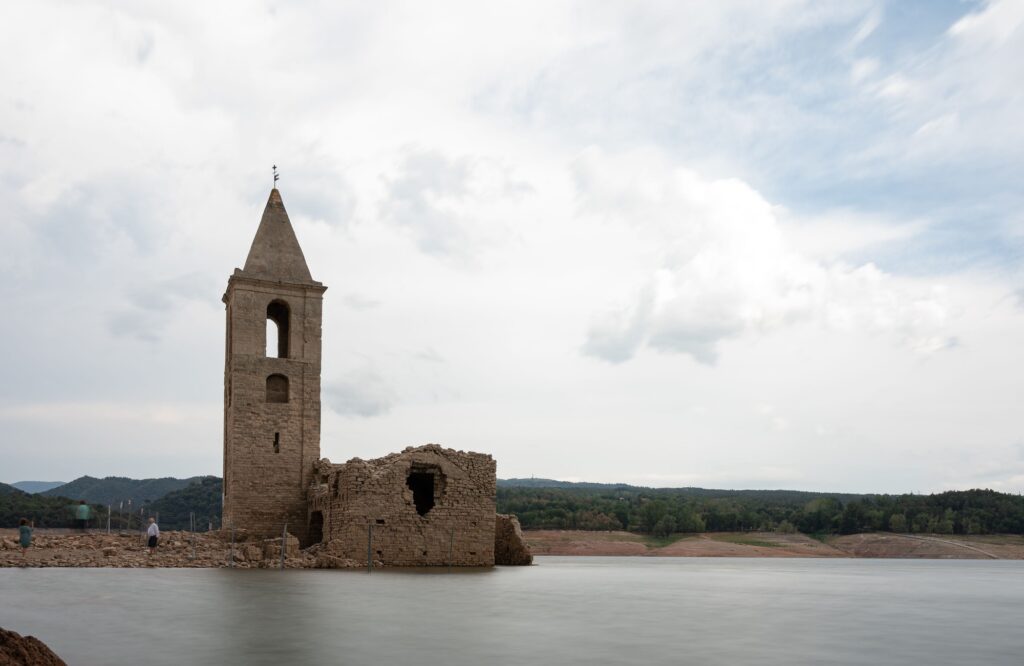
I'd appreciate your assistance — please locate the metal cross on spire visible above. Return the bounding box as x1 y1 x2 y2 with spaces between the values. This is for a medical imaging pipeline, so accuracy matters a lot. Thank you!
272 164 279 188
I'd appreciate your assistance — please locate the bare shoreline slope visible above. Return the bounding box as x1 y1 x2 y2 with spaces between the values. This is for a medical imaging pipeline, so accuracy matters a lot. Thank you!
6 529 1024 566
525 530 1024 559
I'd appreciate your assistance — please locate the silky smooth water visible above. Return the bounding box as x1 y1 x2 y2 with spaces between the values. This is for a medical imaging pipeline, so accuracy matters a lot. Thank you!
2 557 1023 665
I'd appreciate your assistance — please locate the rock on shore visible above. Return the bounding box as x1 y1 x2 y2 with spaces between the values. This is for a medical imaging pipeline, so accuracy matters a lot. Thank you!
494 514 533 565
0 627 66 666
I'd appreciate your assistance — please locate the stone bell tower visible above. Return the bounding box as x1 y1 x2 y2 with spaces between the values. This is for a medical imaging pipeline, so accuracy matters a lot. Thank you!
222 187 326 544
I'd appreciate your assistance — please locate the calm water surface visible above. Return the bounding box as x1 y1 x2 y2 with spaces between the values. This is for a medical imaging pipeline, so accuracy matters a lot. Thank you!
2 557 1023 665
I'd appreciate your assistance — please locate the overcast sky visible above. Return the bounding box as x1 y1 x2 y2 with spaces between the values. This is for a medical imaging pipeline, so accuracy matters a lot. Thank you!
2 1 1023 492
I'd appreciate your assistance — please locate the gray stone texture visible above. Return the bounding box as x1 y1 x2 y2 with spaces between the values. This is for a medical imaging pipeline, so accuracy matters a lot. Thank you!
223 188 531 566
310 445 497 566
241 188 315 282
222 189 326 546
495 514 534 565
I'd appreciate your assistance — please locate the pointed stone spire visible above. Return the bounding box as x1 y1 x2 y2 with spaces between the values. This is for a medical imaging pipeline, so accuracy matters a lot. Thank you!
240 188 315 283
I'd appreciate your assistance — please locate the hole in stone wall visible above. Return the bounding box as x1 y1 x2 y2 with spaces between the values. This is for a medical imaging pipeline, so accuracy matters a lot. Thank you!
308 511 323 545
273 432 280 454
375 519 385 525
406 471 435 516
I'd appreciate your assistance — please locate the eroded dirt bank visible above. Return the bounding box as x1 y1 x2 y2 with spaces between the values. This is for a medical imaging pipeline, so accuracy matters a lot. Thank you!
8 529 1024 566
525 530 1024 558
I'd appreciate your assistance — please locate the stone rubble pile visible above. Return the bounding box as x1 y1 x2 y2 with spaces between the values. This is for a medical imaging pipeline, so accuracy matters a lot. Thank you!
0 531 364 569
494 514 534 565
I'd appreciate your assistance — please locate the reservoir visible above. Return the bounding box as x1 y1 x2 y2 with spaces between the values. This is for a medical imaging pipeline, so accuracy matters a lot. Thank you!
2 556 1023 665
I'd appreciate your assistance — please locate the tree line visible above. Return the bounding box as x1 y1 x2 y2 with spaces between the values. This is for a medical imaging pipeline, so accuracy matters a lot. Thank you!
0 483 105 528
0 478 219 531
495 486 1024 536
9 476 1024 536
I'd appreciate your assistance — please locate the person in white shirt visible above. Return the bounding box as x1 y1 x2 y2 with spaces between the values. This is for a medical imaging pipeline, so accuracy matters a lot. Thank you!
146 517 160 556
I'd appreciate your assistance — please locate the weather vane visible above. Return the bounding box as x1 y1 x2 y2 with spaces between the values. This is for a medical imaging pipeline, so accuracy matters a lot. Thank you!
273 164 279 188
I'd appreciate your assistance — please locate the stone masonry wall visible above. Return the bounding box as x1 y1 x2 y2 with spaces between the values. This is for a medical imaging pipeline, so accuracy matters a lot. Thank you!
223 277 325 545
494 514 533 565
311 444 496 566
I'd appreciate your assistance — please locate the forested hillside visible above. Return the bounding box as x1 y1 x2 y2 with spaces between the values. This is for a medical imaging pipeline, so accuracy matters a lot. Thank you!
498 485 1024 535
42 476 204 506
147 477 222 531
0 483 105 528
10 481 66 494
10 474 1024 536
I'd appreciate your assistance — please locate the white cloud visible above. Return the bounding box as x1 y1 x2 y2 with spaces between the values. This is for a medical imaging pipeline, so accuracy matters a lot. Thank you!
855 0 1024 166
379 148 530 261
0 401 214 426
577 149 954 364
0 0 1022 494
778 209 929 262
324 369 395 418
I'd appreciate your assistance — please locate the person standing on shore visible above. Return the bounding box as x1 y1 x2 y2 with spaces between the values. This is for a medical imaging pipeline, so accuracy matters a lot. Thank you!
75 500 91 532
146 517 160 556
18 518 33 564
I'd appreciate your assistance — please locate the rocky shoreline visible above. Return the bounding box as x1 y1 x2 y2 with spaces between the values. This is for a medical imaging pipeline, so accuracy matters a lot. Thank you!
0 530 366 569
12 528 1017 566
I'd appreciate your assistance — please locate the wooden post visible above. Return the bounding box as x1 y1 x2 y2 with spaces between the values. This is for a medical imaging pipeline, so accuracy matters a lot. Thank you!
448 528 454 572
280 522 288 570
367 524 373 573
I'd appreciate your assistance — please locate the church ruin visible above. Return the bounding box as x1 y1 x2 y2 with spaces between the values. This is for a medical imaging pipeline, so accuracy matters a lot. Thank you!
222 186 531 566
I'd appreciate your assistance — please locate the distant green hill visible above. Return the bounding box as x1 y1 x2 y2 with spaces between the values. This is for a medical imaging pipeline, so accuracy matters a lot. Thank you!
43 476 205 507
17 474 1024 538
498 478 863 502
0 484 105 528
499 478 642 490
11 481 66 494
148 477 222 531
497 484 1024 536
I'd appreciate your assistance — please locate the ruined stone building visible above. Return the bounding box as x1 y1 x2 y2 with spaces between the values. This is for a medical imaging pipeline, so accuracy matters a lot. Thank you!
223 187 530 566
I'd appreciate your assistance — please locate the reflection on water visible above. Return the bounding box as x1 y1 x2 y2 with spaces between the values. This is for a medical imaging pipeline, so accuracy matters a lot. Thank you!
3 557 1024 665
